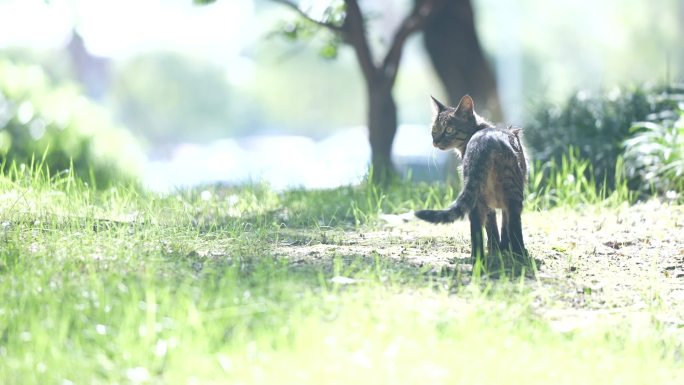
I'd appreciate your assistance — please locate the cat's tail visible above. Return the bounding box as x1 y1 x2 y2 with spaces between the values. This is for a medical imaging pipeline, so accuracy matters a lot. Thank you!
415 142 496 224
414 188 474 223
415 206 466 224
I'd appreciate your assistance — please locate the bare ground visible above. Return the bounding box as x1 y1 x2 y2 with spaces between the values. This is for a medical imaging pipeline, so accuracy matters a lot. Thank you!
275 201 684 332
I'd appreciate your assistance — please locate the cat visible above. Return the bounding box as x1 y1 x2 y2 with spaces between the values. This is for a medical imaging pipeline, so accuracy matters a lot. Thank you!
415 95 529 264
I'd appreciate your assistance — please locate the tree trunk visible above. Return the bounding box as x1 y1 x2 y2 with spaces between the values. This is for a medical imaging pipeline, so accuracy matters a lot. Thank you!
367 80 398 182
272 0 443 183
422 0 501 120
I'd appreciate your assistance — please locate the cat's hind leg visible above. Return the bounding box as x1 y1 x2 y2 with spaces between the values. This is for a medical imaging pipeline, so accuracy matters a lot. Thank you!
485 209 500 256
501 201 527 256
468 205 487 264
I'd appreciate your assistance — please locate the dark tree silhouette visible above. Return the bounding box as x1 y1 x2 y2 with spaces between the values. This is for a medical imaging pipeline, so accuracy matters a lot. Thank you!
422 0 501 120
67 31 111 101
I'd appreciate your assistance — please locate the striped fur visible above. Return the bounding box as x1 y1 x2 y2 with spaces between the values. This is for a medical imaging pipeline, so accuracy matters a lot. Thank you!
416 95 529 259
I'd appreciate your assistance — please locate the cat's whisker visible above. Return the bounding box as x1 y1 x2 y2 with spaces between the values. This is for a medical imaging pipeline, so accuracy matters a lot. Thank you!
428 147 438 174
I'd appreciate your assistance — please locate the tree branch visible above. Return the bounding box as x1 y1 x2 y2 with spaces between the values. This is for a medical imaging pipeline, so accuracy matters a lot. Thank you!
271 0 343 33
381 0 444 84
342 0 377 84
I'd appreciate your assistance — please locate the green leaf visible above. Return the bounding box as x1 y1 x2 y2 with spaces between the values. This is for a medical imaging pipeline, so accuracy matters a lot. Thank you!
319 42 338 59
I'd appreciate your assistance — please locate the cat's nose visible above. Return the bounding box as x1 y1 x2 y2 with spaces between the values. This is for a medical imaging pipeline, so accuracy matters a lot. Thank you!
432 142 439 148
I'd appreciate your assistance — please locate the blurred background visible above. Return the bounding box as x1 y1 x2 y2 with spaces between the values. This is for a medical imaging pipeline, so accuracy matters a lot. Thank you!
0 0 682 192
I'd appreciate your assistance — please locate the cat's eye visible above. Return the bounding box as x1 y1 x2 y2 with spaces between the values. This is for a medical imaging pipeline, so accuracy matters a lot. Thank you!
445 126 455 134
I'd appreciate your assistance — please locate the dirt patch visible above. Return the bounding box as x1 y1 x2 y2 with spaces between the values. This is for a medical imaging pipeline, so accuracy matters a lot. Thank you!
275 201 684 330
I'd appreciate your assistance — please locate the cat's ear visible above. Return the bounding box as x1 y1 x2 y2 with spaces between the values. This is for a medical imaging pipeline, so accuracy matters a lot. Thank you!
455 95 475 118
430 96 447 114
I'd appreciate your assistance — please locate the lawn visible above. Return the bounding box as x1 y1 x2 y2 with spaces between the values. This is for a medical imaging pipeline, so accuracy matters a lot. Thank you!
1 168 683 384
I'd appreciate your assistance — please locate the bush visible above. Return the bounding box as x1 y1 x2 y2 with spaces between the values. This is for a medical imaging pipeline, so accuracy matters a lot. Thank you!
111 52 233 144
524 86 655 188
623 85 684 197
0 60 144 187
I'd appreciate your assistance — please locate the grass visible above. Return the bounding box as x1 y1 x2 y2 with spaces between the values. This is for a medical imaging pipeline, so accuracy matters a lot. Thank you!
624 111 684 196
1 160 683 384
526 147 635 210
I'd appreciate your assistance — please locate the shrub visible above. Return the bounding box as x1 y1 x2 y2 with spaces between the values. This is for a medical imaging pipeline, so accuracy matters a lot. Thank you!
623 86 684 197
0 60 144 187
524 86 655 189
111 52 233 144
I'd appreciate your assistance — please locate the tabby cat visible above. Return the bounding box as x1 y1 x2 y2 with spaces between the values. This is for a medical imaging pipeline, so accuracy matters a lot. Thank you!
415 95 528 262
